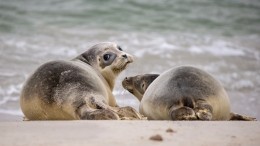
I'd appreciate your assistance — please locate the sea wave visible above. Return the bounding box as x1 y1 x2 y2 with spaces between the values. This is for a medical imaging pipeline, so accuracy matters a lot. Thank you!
0 109 23 116
0 0 259 119
188 41 245 56
2 37 79 58
0 84 22 105
109 32 259 59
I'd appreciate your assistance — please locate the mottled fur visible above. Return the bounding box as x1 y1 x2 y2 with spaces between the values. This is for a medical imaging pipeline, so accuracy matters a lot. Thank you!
20 42 144 120
122 66 256 121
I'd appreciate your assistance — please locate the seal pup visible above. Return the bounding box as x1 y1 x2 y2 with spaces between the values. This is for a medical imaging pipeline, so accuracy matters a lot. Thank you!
122 66 256 121
20 42 144 120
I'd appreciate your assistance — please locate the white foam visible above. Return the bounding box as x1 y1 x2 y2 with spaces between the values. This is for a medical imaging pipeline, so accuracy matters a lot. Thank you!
0 72 17 77
111 32 248 59
134 40 178 57
133 49 147 58
0 109 23 116
0 97 10 105
189 46 204 54
4 39 28 51
2 37 79 60
109 33 179 58
0 95 20 105
0 84 22 105
231 80 254 90
51 47 78 57
113 90 123 96
188 41 245 56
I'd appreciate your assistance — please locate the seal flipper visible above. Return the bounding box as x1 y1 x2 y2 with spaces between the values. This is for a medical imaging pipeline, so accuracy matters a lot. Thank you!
229 112 256 121
111 106 146 120
194 101 213 121
76 104 120 120
80 108 120 120
75 97 145 120
74 97 120 120
169 106 197 120
89 96 145 120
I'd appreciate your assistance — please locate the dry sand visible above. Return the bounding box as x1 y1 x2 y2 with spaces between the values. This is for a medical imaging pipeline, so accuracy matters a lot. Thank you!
0 119 259 146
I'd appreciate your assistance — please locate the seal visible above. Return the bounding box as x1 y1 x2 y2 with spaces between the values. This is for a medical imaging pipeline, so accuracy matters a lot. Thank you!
20 42 144 120
122 66 256 121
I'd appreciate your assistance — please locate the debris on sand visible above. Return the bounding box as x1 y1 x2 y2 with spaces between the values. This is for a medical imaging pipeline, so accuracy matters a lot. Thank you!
166 128 175 133
149 134 163 141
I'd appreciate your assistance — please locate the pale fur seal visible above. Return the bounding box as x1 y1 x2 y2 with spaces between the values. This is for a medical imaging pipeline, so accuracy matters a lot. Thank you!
122 66 256 121
20 42 144 120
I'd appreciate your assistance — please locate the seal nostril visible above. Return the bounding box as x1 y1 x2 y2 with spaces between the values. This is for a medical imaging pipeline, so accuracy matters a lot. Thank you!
122 54 127 59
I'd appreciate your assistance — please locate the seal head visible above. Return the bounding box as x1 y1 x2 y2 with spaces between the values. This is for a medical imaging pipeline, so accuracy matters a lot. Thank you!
122 74 159 101
76 42 133 89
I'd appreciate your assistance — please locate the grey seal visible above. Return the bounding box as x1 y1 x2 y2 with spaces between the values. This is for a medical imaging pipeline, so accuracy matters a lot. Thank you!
122 66 256 121
20 42 144 120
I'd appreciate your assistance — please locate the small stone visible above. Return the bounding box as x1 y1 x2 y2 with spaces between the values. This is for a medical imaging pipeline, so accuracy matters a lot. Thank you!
149 134 163 141
166 128 175 133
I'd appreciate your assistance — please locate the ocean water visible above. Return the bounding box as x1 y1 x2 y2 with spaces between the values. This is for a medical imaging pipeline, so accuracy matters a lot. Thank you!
0 0 259 119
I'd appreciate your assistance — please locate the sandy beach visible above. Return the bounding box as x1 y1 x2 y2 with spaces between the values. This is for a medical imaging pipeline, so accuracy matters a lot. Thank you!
0 0 259 145
1 0 260 120
0 118 259 146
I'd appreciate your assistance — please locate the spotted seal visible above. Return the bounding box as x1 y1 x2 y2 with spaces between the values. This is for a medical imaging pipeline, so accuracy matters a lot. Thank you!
20 42 144 120
122 66 256 121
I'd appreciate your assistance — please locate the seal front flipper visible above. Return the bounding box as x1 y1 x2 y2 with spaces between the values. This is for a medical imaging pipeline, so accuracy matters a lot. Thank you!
81 109 120 120
75 97 120 120
229 112 256 121
169 106 197 120
194 101 213 121
111 106 146 120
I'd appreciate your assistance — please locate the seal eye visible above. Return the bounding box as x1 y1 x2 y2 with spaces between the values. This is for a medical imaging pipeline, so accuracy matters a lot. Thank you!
103 54 110 61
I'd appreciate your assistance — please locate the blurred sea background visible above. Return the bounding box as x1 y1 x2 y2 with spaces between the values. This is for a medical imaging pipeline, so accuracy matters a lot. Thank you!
0 0 259 120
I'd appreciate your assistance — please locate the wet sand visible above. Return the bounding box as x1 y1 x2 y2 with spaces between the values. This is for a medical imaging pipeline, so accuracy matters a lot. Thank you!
0 120 259 146
0 113 23 122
